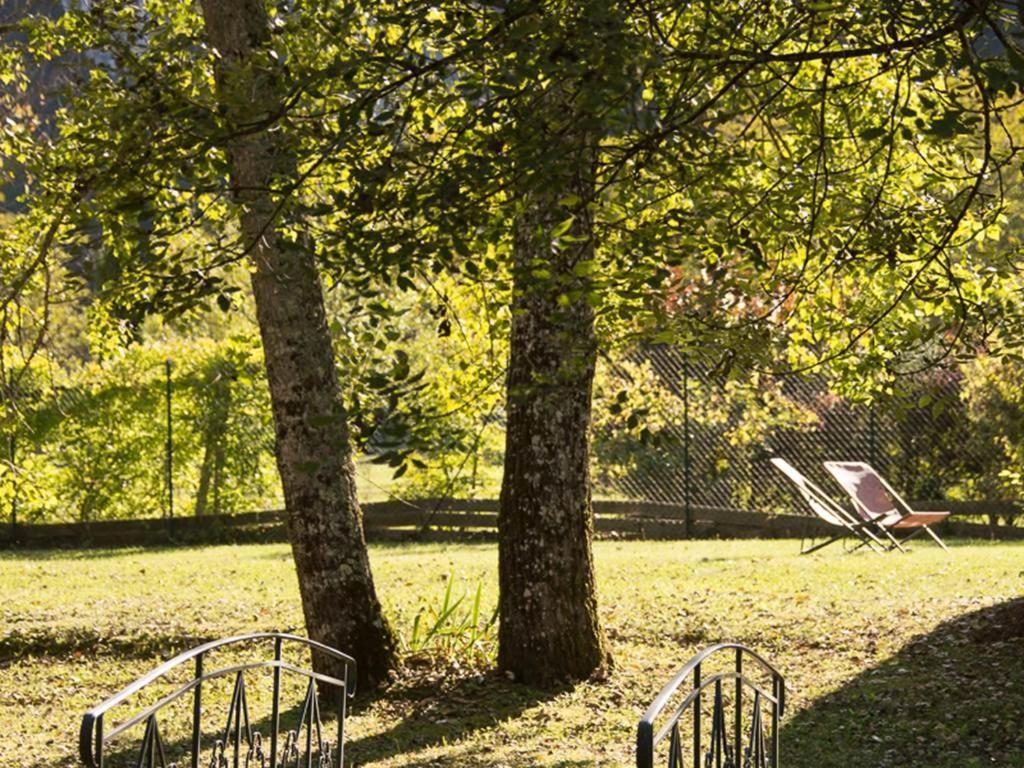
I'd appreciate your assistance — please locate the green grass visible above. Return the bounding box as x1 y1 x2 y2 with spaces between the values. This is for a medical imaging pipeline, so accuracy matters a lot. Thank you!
2 539 1022 767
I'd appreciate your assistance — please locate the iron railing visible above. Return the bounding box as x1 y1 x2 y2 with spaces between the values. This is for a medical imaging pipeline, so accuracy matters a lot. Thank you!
79 633 356 768
637 643 785 768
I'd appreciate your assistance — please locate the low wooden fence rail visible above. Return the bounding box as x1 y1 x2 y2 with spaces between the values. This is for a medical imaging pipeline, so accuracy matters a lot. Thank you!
2 498 1021 549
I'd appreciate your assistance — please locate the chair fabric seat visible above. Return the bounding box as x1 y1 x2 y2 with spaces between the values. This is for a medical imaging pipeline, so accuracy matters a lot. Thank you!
872 511 949 529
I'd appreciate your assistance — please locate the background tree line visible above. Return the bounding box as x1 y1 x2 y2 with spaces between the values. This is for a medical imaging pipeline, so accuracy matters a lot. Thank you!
5 333 1024 528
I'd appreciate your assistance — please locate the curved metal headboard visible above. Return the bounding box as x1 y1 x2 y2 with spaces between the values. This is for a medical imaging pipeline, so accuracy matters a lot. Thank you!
79 632 356 768
637 643 785 768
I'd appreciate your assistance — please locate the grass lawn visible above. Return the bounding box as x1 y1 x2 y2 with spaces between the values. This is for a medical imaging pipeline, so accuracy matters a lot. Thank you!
2 539 1022 767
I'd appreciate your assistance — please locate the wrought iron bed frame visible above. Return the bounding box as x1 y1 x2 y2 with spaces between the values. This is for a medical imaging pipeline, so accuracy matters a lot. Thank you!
79 632 356 768
636 643 786 768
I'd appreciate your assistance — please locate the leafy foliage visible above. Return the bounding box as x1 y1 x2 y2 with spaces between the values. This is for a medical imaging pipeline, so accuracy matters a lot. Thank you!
0 334 278 522
402 572 498 671
0 2 1021 515
959 354 1024 506
4 0 1023 413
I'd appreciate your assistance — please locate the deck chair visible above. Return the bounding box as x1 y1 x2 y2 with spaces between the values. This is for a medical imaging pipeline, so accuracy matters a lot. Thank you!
770 458 886 554
823 461 950 552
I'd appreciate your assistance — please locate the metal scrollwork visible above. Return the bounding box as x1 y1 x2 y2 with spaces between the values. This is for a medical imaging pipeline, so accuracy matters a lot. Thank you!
245 731 267 768
208 740 228 768
742 693 768 768
636 645 784 768
136 714 170 768
280 730 300 766
79 634 355 768
703 680 736 768
667 724 683 768
277 680 336 768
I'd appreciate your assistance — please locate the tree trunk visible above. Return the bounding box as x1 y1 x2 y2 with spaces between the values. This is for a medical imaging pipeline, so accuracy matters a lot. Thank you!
194 372 230 517
497 140 612 686
198 0 396 688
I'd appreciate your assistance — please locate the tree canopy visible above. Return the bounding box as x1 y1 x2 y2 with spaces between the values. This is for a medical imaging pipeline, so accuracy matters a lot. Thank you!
3 0 1024 686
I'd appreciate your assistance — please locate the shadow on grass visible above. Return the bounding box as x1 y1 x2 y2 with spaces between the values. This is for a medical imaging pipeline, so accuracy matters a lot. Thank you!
782 598 1024 768
345 671 562 766
1 625 219 661
0 545 160 560
33 693 344 768
29 671 563 768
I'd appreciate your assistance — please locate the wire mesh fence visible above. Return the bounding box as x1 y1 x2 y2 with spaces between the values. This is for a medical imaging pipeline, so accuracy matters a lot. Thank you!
593 347 1022 526
2 344 1021 527
1 348 281 525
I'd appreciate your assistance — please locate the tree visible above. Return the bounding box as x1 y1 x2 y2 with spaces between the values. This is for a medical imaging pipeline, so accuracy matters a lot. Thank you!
494 3 638 684
195 0 399 687
330 1 630 684
497 108 611 684
4 0 1023 693
1 0 403 687
360 0 1024 685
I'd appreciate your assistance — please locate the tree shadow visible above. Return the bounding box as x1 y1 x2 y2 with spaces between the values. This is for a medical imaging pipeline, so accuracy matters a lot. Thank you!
782 598 1024 767
345 670 563 766
0 545 157 560
27 695 330 768
20 669 564 768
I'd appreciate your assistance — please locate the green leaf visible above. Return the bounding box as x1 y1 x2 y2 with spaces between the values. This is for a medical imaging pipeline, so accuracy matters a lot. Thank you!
551 216 575 238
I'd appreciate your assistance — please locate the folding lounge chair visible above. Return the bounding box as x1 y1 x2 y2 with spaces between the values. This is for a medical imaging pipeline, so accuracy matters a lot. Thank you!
770 457 886 555
823 461 950 553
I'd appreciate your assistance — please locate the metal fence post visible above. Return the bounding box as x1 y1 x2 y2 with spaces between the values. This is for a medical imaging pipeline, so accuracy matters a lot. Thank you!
165 359 174 519
868 401 877 469
8 434 16 530
683 354 692 537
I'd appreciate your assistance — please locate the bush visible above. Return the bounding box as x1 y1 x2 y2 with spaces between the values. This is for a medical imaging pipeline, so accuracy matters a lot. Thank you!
2 335 279 523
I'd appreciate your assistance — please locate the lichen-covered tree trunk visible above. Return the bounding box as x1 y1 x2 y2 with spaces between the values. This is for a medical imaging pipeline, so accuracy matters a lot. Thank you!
198 0 396 688
498 143 612 686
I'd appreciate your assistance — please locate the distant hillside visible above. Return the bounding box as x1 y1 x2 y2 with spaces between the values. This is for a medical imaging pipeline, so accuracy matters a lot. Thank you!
1 0 77 212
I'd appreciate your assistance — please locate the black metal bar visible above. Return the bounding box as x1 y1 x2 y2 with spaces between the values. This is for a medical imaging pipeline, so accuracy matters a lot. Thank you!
155 717 168 768
191 653 203 768
713 679 722 768
682 354 692 537
772 676 781 768
336 679 346 768
96 714 104 768
271 636 282 768
692 662 701 768
734 648 742 763
635 720 653 768
138 715 155 768
240 673 252 746
165 358 174 519
668 725 681 768
233 674 242 768
304 680 314 768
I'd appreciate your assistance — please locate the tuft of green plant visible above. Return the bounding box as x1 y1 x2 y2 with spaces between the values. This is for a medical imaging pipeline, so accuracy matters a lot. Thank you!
402 572 498 670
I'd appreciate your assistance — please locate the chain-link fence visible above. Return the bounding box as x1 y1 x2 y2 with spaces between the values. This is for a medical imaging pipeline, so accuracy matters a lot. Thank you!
3 343 1022 526
1 345 281 525
592 346 1022 525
